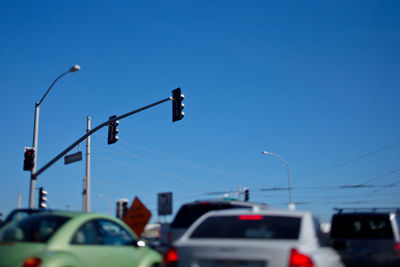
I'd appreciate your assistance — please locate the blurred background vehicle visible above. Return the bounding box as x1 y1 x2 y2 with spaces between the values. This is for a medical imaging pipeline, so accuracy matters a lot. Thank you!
0 211 162 267
0 208 42 228
166 199 270 245
165 207 343 267
330 208 400 267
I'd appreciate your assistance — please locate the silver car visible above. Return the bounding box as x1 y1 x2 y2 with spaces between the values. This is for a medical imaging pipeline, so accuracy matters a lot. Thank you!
165 208 343 267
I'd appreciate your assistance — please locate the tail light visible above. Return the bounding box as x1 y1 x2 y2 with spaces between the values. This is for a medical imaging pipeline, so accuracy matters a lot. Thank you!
164 247 178 266
23 257 42 267
238 215 263 220
288 248 314 267
394 242 400 255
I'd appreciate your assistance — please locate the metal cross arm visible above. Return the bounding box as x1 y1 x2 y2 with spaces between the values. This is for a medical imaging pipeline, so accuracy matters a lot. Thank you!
33 96 172 179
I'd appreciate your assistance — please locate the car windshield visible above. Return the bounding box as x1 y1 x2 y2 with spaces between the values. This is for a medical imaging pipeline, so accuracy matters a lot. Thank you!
190 215 301 240
330 214 394 239
0 214 70 243
170 203 253 228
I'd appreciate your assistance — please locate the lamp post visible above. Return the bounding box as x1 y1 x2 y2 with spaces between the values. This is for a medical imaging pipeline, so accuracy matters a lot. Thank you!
28 65 80 209
261 150 295 210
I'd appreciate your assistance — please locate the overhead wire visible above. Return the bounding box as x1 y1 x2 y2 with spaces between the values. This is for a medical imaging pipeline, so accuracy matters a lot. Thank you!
292 141 400 184
91 134 400 207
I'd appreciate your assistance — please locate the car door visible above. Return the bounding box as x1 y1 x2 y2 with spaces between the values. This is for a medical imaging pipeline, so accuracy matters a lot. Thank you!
69 220 110 266
69 219 141 267
96 219 141 267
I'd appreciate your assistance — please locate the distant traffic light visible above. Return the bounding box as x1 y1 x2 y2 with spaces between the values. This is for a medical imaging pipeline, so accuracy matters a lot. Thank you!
172 88 184 122
122 200 128 219
38 187 48 209
116 199 129 219
244 187 249 202
107 115 119 144
23 147 35 171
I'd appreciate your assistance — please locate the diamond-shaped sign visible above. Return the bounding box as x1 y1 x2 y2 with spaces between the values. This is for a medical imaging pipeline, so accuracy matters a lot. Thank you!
123 197 152 237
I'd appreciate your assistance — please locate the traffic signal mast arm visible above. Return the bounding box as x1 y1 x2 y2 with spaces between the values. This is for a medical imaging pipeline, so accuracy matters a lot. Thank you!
33 95 174 179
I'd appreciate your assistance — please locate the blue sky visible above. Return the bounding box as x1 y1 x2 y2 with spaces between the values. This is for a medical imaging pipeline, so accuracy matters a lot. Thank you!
1 0 399 223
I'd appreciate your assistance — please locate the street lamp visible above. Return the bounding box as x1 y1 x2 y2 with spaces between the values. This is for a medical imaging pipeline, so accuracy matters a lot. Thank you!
261 150 295 210
28 65 80 208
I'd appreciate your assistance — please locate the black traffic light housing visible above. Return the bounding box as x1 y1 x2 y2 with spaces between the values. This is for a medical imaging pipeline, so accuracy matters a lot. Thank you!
107 115 119 144
172 88 184 122
23 147 35 171
116 199 129 219
38 187 48 209
244 187 249 202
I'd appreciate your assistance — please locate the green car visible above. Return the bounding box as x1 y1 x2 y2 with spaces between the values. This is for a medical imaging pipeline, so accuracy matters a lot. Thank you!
0 211 162 267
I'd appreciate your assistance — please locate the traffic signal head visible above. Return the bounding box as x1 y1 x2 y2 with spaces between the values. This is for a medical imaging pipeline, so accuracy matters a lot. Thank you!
116 199 129 219
38 187 48 209
23 147 35 171
107 115 119 145
172 88 184 122
244 187 249 202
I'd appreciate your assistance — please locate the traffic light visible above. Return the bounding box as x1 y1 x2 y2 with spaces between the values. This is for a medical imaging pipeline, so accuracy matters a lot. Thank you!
116 199 129 219
244 187 249 202
38 187 48 209
172 88 184 122
122 200 128 219
107 115 119 144
23 147 35 171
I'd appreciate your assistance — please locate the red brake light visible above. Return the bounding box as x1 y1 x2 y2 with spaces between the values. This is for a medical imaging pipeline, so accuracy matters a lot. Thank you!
289 248 314 267
164 247 178 266
23 257 42 267
238 215 263 220
394 242 400 255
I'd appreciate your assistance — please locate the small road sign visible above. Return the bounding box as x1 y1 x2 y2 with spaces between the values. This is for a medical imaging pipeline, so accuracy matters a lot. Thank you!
158 192 173 216
64 151 82 165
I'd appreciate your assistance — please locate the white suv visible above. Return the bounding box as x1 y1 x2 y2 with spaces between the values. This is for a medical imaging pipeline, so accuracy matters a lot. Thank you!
165 208 343 267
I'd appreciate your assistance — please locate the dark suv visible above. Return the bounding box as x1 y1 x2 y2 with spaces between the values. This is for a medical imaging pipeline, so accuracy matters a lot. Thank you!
330 208 400 267
167 199 269 244
0 209 42 228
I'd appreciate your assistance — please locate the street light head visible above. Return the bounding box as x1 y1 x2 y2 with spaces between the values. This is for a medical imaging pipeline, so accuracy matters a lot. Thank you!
70 65 81 72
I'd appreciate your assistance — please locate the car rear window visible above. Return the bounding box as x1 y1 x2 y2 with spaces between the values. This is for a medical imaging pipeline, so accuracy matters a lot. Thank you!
0 214 70 243
330 214 393 239
190 215 301 240
170 203 253 228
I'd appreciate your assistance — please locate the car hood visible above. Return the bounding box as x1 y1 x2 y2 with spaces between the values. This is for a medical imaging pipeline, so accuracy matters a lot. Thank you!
0 242 46 266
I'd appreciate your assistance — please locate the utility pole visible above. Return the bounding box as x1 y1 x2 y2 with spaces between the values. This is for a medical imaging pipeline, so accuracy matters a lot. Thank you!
84 116 91 212
17 193 21 209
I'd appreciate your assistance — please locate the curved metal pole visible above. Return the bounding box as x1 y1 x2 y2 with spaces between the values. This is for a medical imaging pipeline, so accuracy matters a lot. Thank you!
261 151 294 209
38 65 80 105
28 65 80 209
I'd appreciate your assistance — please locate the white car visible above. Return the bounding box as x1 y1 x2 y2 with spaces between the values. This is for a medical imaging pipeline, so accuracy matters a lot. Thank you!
164 208 343 267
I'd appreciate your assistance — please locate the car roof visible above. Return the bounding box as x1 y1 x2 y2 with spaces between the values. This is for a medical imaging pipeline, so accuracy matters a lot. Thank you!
4 210 119 223
30 210 113 219
333 207 400 216
181 199 270 207
199 207 311 218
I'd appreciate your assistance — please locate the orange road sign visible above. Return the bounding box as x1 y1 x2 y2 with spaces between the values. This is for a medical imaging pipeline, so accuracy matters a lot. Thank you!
123 196 152 237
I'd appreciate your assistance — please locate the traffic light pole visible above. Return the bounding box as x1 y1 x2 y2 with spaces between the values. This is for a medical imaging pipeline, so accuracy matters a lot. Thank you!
27 65 80 209
29 103 40 209
33 96 172 180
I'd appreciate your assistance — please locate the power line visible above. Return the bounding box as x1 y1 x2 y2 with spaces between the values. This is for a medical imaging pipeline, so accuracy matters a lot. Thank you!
293 141 400 184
